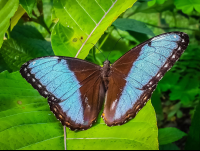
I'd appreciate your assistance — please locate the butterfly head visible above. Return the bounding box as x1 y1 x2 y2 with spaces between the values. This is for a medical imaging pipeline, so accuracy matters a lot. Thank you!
103 60 111 72
103 60 110 67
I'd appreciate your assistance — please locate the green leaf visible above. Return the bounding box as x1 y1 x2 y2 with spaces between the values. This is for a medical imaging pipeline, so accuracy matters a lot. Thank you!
128 31 149 43
176 110 183 118
0 38 54 72
185 101 200 150
174 0 200 14
0 0 19 48
19 0 36 17
147 0 167 6
0 71 158 150
159 143 180 150
0 71 63 150
158 72 180 92
169 75 200 104
11 25 45 40
148 0 156 6
0 54 12 73
158 127 187 145
138 0 153 2
10 5 26 30
151 87 164 119
112 18 154 36
42 0 54 29
51 22 77 57
133 0 174 14
157 0 166 4
52 0 137 59
66 100 158 150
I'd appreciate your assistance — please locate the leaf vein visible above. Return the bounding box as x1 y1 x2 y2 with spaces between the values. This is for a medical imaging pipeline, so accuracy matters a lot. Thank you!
76 0 97 24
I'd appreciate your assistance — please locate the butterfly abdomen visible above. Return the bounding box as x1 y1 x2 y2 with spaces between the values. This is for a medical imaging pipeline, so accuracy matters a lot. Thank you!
101 60 111 90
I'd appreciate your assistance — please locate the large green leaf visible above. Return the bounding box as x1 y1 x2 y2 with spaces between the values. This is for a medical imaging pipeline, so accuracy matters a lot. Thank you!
0 0 19 48
52 0 137 59
0 71 62 150
0 71 158 150
66 102 158 150
185 101 200 150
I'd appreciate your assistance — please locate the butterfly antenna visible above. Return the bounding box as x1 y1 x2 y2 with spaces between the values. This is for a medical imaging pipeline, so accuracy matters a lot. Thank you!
107 37 124 60
91 43 107 60
64 126 67 150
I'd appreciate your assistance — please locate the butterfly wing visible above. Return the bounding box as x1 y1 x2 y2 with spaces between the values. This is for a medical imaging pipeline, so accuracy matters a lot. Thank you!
20 56 105 130
102 32 189 126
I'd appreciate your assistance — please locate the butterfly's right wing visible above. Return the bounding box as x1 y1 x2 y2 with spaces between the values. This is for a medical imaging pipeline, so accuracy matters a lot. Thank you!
20 56 105 130
103 32 189 126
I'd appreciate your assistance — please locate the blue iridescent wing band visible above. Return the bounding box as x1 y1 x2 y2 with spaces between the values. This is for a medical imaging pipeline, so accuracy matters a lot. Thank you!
20 57 105 130
102 32 189 126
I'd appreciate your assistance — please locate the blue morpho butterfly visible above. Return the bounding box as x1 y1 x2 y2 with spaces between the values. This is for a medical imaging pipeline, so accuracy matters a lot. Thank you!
20 32 189 131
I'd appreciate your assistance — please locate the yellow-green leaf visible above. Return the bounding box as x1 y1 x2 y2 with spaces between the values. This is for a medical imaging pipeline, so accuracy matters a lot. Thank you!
10 5 26 30
0 0 19 48
52 0 137 59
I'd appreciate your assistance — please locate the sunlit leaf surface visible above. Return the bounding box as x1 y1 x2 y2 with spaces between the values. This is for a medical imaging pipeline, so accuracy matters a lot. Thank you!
52 0 137 59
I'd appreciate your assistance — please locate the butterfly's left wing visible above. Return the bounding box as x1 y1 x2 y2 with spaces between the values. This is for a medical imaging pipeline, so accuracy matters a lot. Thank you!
20 56 105 130
102 32 189 126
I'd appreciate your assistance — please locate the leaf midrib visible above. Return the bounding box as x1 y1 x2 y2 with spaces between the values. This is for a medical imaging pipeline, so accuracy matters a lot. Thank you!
75 0 118 58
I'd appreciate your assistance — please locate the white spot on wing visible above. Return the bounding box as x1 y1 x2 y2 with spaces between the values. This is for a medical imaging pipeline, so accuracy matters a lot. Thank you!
111 99 118 110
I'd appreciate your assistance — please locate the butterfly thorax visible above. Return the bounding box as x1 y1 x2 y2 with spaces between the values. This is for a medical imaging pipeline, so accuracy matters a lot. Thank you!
101 60 111 90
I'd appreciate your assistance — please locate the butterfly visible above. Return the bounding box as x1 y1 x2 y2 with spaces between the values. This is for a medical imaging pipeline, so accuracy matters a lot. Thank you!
20 32 189 131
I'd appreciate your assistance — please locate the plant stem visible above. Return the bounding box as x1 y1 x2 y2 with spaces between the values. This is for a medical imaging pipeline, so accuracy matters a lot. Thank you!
6 22 11 39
